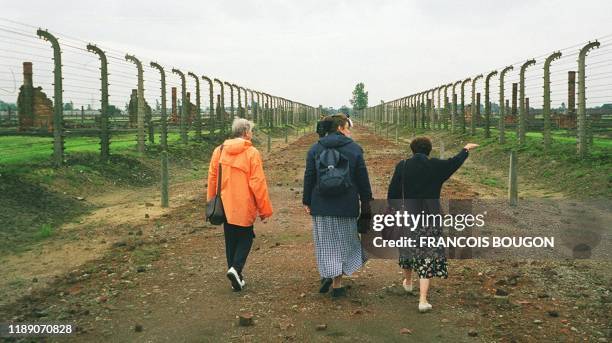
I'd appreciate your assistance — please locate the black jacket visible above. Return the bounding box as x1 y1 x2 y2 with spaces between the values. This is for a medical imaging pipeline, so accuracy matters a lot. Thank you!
387 149 469 200
303 132 373 217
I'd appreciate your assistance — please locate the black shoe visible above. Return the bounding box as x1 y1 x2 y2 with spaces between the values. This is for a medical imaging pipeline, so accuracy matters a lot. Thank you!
331 287 347 299
319 278 333 293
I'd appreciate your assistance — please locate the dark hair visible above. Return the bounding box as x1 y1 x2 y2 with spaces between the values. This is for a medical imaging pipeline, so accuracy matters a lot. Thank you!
326 114 350 133
316 120 331 137
410 136 432 155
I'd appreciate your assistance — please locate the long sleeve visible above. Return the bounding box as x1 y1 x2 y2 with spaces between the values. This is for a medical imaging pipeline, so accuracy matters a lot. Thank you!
206 147 221 201
248 150 273 218
387 162 402 199
354 152 373 202
439 148 469 182
302 148 316 206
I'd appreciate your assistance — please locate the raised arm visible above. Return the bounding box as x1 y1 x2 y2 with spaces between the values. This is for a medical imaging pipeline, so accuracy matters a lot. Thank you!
439 143 478 181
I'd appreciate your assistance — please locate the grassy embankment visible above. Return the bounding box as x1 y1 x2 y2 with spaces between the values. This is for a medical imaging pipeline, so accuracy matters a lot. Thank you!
0 123 309 255
370 122 611 198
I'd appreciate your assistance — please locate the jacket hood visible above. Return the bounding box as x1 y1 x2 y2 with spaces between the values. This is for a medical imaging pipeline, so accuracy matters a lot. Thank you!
318 132 353 148
223 138 252 155
220 138 253 173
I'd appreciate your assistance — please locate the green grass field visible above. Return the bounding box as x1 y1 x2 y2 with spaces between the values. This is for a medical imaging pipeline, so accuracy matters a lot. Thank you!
0 132 188 165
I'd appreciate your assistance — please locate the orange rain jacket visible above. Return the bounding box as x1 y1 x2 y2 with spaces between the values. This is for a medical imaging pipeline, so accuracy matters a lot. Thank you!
207 138 273 227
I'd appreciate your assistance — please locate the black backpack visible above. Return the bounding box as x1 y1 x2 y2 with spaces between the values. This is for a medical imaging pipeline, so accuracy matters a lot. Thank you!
315 144 352 195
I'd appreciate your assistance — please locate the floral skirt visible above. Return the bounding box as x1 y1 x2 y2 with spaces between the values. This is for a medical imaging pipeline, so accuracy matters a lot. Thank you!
398 225 448 279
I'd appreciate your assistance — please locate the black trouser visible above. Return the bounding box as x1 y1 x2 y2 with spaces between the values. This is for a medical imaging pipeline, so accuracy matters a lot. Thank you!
223 222 255 275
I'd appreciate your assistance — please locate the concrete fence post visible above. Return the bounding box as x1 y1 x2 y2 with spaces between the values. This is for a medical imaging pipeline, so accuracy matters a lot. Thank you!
172 68 188 144
470 74 482 135
542 52 561 150
451 81 461 133
37 29 64 165
484 71 498 138
188 72 202 140
460 78 471 134
161 151 169 208
213 78 225 135
150 62 168 149
126 54 146 152
508 151 518 206
519 59 536 145
577 41 600 158
202 76 214 135
87 44 111 160
499 66 514 144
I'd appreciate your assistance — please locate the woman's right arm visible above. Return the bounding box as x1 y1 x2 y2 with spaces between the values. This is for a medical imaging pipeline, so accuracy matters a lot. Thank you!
206 147 220 201
302 148 316 207
387 162 402 200
440 143 478 181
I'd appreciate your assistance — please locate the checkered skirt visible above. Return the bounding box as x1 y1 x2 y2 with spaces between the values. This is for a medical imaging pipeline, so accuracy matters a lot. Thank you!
312 216 367 278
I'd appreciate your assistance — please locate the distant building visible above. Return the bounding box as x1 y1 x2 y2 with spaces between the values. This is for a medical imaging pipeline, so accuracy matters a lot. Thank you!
16 62 53 131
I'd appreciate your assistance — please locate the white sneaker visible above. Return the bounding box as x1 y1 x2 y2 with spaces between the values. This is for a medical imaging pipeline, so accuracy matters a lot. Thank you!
227 267 243 291
418 302 432 313
402 278 413 293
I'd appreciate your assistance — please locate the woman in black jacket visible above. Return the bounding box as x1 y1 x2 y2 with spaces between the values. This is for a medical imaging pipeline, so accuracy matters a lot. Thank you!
387 136 478 312
303 114 373 298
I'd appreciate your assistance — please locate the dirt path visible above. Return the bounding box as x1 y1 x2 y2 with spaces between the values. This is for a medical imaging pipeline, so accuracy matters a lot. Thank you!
1 125 610 342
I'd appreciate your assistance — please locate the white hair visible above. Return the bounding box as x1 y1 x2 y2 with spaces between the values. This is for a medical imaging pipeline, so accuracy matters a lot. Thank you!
231 117 255 138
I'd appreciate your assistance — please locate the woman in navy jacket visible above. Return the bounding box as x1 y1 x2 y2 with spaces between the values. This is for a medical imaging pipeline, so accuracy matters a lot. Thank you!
303 114 373 298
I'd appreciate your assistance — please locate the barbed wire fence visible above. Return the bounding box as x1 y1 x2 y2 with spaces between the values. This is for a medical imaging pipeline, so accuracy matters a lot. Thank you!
362 34 612 159
0 18 319 166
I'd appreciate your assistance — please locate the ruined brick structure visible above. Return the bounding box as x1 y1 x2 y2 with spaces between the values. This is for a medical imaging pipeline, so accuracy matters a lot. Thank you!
128 89 152 127
17 62 53 131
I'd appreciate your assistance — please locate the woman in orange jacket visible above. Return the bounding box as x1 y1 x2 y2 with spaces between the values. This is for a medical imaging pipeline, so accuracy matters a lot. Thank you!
207 118 273 291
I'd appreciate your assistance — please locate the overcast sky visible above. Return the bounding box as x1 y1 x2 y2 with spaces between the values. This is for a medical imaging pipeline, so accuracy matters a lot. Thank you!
3 0 612 108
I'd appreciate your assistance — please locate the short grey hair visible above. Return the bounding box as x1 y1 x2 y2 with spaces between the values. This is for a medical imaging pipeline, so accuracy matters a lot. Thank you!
231 117 255 138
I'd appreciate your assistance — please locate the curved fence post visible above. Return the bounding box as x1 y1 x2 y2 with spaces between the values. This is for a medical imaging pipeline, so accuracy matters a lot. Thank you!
213 78 225 135
150 62 168 149
577 41 600 158
87 44 111 160
126 54 146 152
224 82 234 119
188 72 202 140
519 59 536 145
202 76 214 136
499 66 514 144
460 78 471 134
451 81 461 133
172 68 188 144
470 74 483 135
233 83 242 117
542 52 562 150
442 84 450 130
484 71 498 138
436 85 444 130
37 29 64 165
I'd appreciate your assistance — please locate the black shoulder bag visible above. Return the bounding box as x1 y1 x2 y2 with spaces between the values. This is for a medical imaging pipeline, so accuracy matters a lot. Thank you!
206 145 226 225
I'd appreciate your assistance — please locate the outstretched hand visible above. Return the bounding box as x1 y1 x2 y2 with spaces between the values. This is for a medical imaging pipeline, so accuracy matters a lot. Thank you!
463 143 479 151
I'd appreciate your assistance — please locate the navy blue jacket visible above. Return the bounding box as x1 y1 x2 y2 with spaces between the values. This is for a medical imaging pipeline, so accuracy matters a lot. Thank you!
387 149 469 200
303 132 373 217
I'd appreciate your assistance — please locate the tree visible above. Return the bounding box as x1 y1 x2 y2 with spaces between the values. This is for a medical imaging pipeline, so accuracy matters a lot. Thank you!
338 106 351 115
63 101 74 111
350 83 368 110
